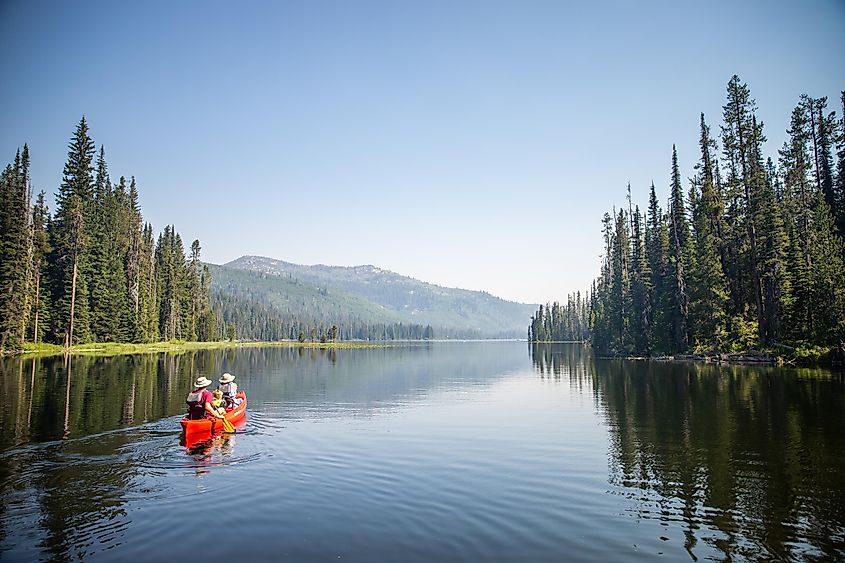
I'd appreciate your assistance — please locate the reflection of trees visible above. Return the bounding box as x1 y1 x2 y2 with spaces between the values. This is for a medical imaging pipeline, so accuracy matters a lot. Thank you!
11 352 234 443
0 342 532 558
532 345 845 561
1 343 529 449
224 343 528 418
0 356 148 560
0 351 235 559
530 342 593 381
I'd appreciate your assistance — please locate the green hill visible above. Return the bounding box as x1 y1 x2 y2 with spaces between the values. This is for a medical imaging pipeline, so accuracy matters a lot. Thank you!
208 264 404 326
216 256 537 338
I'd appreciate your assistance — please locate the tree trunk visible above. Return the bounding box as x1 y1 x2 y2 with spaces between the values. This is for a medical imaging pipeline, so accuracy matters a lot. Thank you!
21 203 34 347
68 259 78 350
33 275 40 343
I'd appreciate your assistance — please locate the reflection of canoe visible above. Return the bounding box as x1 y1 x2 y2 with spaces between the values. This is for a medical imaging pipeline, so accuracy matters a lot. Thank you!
180 391 247 436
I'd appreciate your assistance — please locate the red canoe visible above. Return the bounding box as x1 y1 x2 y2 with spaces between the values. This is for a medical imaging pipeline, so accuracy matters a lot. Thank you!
180 391 247 436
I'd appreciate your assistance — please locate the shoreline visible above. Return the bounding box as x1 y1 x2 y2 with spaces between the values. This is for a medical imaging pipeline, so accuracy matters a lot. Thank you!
596 350 844 369
8 339 392 358
530 341 844 369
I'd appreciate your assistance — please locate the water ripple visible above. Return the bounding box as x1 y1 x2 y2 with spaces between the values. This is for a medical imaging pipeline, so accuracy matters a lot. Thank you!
2 343 844 562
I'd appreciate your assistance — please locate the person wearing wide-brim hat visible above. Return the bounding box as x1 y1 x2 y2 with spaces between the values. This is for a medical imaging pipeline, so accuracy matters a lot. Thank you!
218 373 242 408
186 376 225 420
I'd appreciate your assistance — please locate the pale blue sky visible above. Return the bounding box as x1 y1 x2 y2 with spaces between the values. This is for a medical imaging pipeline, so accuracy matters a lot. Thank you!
1 0 843 304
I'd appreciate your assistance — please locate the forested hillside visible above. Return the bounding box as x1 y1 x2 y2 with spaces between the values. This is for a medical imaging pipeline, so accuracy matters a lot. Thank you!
209 264 437 341
0 118 215 353
531 77 845 359
223 255 536 338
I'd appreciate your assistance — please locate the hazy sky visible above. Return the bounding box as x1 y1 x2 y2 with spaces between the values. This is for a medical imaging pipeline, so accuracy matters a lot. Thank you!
1 0 843 305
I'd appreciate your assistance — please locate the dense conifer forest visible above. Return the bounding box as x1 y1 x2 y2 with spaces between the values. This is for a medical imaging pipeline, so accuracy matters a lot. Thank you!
0 118 437 352
208 264 440 342
0 118 216 353
530 76 845 358
211 287 437 343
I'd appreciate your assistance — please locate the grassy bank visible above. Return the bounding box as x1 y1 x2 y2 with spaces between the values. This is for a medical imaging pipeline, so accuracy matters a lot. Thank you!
13 339 388 358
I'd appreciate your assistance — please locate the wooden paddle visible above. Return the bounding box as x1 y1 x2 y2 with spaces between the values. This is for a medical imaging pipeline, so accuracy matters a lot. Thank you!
221 416 235 433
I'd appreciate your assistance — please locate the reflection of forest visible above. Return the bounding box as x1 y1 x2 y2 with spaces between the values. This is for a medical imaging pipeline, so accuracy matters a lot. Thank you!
0 343 530 559
1 343 530 450
529 341 593 381
0 354 182 559
1 353 207 448
531 343 845 561
0 353 201 557
240 343 529 417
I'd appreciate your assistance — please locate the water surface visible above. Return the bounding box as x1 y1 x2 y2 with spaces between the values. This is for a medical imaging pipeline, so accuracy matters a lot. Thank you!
1 342 843 561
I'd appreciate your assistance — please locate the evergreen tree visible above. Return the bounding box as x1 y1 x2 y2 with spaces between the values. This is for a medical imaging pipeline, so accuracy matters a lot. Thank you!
667 146 690 351
808 191 845 344
779 102 817 338
590 213 614 352
27 191 52 343
803 96 836 214
19 145 37 344
722 76 773 343
156 226 182 340
834 91 845 236
48 117 95 345
198 264 216 341
87 146 114 340
610 208 632 352
751 127 788 344
630 204 652 354
108 177 133 340
186 239 214 341
0 149 31 351
138 223 159 341
646 183 671 352
688 116 728 349
125 177 142 336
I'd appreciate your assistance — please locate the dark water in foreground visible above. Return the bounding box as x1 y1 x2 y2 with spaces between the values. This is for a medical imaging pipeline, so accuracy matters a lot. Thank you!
0 342 843 561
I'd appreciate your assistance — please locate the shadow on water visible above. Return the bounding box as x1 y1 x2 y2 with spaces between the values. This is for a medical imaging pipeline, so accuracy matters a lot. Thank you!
531 343 845 561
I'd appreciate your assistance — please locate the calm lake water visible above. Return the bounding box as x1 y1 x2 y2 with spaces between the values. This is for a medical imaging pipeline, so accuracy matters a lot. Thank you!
1 342 843 561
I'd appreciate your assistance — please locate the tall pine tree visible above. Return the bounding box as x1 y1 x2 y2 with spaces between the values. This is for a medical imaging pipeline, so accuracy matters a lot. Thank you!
667 146 690 351
49 117 95 345
0 149 31 351
688 115 728 349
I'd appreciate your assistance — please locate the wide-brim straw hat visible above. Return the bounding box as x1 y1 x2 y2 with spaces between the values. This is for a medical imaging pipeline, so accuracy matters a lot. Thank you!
194 376 212 388
219 372 236 384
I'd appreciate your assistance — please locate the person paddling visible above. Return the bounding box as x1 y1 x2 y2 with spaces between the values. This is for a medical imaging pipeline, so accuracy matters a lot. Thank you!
218 373 242 408
186 376 226 420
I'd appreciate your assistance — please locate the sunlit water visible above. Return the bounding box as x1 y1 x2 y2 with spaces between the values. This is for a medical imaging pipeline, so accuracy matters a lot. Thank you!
1 342 843 561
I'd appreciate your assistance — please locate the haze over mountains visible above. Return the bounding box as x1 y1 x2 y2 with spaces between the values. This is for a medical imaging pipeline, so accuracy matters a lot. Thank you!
210 255 537 338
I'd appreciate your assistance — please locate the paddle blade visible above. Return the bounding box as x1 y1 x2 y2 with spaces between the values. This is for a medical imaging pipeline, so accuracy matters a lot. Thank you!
222 417 235 433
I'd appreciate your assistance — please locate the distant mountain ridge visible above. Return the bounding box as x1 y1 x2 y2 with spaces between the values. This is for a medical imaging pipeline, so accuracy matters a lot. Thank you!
219 255 537 337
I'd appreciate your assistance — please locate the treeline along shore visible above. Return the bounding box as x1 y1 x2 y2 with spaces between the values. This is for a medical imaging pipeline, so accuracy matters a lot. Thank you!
0 118 435 356
0 118 216 354
530 76 845 366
